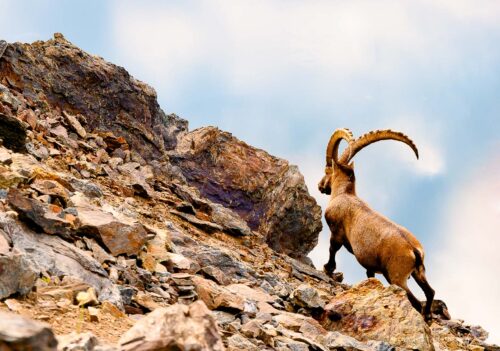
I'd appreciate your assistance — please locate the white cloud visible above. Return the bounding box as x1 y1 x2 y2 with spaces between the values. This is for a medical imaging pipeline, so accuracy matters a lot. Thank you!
110 0 500 98
430 151 500 344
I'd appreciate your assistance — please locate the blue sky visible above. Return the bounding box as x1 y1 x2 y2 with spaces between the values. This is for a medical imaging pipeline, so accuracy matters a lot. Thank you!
1 0 499 341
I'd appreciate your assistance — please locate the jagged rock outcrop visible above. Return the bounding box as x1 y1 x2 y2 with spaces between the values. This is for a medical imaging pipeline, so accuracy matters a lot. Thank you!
171 127 322 259
321 279 434 350
0 33 187 159
0 34 497 351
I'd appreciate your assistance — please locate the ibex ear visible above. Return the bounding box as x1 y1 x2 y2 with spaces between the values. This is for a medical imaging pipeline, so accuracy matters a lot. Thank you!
349 161 355 169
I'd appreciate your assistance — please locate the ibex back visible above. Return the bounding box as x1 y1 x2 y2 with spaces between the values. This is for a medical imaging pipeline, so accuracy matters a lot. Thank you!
318 128 435 321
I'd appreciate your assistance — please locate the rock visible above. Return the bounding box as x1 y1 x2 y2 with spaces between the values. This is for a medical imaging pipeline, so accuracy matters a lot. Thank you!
57 332 118 351
63 111 87 139
0 34 187 160
101 301 127 319
133 291 161 311
201 266 232 286
171 210 224 233
36 281 89 302
0 40 7 59
83 237 116 264
226 334 259 351
76 287 99 306
171 230 255 282
0 214 123 308
0 166 25 188
170 126 322 259
323 331 395 351
226 284 275 304
320 278 433 351
0 251 38 299
7 189 76 238
290 284 325 310
31 178 71 205
0 311 58 350
192 275 246 311
0 147 12 165
286 256 335 283
273 312 328 341
76 207 148 256
0 112 27 152
119 300 224 351
165 252 200 273
210 203 253 236
274 336 310 351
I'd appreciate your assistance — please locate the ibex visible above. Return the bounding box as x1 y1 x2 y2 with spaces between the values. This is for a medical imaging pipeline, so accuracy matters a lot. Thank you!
318 128 435 320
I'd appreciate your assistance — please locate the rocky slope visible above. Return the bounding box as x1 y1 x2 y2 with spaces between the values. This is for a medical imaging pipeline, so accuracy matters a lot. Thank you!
0 34 497 351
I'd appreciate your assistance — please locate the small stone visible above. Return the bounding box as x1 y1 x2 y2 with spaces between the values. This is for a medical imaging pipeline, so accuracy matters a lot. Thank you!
88 306 100 322
165 252 200 273
76 287 98 306
63 111 87 138
4 298 23 312
133 291 161 311
290 284 325 310
0 147 12 165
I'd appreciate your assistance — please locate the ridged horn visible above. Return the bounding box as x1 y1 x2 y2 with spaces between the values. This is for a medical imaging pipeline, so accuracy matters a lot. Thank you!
339 129 419 164
326 128 354 167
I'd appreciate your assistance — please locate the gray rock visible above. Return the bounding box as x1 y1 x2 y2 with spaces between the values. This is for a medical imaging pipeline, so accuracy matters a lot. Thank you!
57 332 119 351
0 214 123 309
170 210 224 233
0 311 57 351
290 284 325 310
0 250 38 299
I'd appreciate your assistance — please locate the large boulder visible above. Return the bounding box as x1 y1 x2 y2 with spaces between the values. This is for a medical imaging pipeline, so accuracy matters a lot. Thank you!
0 311 58 351
119 300 224 351
0 34 187 159
170 127 322 259
320 278 434 351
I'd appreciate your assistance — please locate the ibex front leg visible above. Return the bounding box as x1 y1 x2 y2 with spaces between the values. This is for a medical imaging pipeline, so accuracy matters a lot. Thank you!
323 237 342 277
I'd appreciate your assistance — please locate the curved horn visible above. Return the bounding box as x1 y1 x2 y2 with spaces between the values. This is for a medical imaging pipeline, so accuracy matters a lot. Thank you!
326 128 354 167
339 129 419 164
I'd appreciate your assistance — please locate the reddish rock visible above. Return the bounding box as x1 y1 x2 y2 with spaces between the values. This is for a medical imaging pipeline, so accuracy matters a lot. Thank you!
192 275 245 311
7 189 75 237
170 127 322 259
76 207 148 256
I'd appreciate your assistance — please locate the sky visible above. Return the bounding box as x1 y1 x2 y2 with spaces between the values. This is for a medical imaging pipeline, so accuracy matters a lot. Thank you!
1 0 499 342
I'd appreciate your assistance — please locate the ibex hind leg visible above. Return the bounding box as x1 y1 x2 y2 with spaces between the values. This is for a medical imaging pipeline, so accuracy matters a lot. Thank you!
412 266 435 322
384 270 423 317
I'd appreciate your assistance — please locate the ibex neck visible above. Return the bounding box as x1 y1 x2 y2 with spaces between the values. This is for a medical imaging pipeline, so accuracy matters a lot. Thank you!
331 182 356 197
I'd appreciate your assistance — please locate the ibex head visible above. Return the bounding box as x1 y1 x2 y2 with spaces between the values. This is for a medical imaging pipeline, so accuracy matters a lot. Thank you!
318 128 419 196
